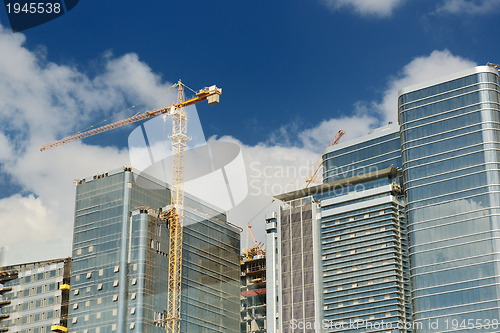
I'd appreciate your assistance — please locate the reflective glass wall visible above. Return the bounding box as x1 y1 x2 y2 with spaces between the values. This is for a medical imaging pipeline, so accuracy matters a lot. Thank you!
322 124 402 183
399 67 500 331
70 168 240 333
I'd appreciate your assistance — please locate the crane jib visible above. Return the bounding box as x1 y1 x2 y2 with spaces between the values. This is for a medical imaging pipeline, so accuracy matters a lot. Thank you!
39 86 221 152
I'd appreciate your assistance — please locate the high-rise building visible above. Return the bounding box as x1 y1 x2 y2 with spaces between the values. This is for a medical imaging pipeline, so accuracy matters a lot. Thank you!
398 66 500 329
267 124 412 333
0 238 72 333
69 167 241 333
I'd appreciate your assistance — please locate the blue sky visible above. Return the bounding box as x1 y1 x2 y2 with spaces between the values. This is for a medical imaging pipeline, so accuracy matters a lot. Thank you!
0 0 498 247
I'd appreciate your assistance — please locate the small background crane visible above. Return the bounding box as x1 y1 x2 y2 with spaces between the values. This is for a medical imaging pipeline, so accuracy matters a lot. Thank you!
41 80 222 333
487 62 500 71
242 223 265 262
302 129 345 188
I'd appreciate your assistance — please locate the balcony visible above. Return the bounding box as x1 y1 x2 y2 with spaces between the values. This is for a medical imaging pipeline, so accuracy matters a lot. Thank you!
0 272 17 283
0 288 12 295
0 301 11 308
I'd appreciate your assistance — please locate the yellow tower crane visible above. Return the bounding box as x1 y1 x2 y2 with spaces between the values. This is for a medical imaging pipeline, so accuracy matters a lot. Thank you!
40 81 222 333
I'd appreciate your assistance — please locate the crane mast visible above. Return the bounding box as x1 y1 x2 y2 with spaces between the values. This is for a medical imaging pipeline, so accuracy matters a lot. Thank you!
165 82 188 333
247 222 260 249
40 80 222 333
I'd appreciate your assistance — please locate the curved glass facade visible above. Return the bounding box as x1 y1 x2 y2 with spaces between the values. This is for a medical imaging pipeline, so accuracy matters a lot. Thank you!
399 67 500 332
322 125 402 184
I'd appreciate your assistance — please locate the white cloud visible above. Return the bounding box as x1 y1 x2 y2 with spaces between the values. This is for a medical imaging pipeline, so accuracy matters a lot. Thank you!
298 112 377 152
226 137 319 244
0 20 310 249
0 194 56 242
435 0 500 14
322 0 405 17
0 23 172 246
0 132 14 162
374 50 476 124
0 22 481 250
267 102 378 154
266 50 476 153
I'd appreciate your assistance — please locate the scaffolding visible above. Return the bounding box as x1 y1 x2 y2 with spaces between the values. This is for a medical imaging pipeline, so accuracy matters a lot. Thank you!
240 255 266 333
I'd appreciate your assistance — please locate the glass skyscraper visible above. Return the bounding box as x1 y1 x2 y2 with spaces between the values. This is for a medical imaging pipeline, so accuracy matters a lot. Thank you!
268 124 412 333
69 167 241 333
398 66 500 331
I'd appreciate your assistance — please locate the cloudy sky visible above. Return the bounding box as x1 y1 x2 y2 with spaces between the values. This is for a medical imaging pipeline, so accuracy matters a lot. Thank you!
0 0 497 248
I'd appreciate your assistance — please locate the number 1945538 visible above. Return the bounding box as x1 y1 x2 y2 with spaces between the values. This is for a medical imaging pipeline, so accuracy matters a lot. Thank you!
6 2 61 14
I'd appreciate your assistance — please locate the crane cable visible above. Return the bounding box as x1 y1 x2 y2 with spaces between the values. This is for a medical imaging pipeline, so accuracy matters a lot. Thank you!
245 199 276 226
180 82 198 95
75 83 178 135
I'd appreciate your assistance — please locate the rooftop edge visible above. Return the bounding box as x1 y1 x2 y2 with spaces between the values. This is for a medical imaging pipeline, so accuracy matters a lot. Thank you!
274 166 400 202
322 123 400 156
397 65 498 97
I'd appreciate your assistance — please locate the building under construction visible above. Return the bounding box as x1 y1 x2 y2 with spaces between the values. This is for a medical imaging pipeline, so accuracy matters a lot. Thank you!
240 225 266 333
69 167 241 333
0 238 73 333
